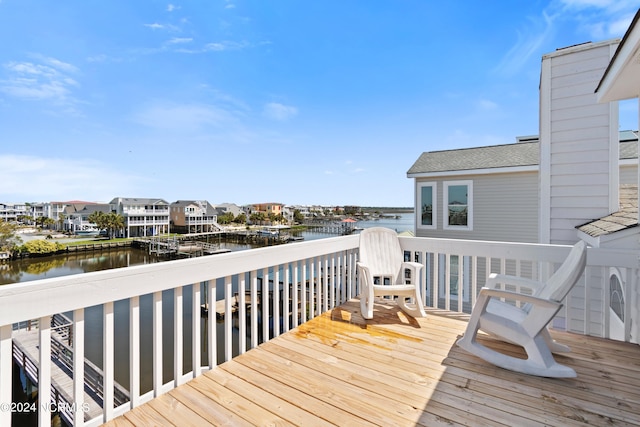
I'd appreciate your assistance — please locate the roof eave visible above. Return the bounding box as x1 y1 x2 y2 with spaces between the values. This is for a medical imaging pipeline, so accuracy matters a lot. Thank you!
595 9 640 103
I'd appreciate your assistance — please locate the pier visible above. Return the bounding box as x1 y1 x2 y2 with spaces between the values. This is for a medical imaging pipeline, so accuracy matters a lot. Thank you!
12 314 129 425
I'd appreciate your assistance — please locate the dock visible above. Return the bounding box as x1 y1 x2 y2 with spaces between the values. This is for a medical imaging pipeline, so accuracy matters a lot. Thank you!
12 315 129 425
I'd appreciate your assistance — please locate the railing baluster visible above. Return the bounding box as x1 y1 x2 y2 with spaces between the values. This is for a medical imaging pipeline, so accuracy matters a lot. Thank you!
250 270 258 349
302 261 308 323
152 291 163 396
309 258 315 318
225 275 233 362
174 286 183 386
283 263 291 332
238 274 246 354
0 325 12 427
129 296 140 408
261 268 269 342
207 280 216 369
73 308 85 427
39 315 52 427
103 302 114 422
192 283 201 378
444 254 451 311
457 256 464 313
292 262 299 327
274 267 280 337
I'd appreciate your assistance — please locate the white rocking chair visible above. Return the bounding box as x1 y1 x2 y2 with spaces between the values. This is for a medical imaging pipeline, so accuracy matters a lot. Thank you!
357 227 426 320
456 240 587 378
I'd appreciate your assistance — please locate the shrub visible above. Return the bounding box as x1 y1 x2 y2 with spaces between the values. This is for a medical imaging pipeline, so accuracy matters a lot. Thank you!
20 240 64 255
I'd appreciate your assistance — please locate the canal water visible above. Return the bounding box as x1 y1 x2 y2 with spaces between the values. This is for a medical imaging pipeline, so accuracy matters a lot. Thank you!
2 213 414 402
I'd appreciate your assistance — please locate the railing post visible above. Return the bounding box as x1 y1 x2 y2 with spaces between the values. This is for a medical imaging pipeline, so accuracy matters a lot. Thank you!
152 291 163 396
0 325 11 427
174 286 183 387
129 296 140 408
38 315 52 427
192 283 201 378
73 308 85 427
224 276 233 362
207 280 217 369
103 301 114 422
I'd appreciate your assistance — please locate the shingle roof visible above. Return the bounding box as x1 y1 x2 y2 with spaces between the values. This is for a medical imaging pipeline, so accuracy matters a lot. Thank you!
408 131 639 175
407 140 539 175
577 185 639 237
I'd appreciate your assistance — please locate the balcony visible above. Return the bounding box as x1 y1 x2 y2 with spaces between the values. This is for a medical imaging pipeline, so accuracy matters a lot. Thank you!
1 235 639 426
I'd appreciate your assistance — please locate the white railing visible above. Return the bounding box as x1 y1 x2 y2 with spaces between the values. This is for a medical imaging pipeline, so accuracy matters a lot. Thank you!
0 235 638 427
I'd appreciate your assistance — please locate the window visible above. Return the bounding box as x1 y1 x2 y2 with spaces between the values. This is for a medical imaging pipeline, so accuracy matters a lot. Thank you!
417 182 436 229
444 181 472 230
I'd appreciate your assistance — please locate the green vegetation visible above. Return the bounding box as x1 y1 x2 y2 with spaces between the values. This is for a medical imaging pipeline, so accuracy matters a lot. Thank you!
0 220 22 252
87 211 125 239
20 240 65 255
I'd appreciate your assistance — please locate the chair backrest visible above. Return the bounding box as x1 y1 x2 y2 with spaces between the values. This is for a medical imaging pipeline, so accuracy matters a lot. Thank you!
358 227 403 282
536 240 587 303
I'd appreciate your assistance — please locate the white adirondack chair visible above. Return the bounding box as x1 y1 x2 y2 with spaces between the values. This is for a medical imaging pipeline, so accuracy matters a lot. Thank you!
456 240 587 378
357 227 426 320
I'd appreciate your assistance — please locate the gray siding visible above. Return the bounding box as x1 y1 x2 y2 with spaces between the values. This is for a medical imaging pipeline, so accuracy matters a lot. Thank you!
415 171 538 242
620 164 637 184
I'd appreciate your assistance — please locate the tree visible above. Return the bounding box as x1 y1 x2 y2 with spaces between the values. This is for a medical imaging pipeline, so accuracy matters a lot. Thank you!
0 220 22 251
234 213 246 224
293 209 304 224
88 211 124 239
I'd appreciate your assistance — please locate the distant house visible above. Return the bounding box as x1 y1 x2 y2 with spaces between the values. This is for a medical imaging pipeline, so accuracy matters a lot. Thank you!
0 203 28 222
213 203 244 218
170 200 222 233
109 197 170 238
251 203 284 217
65 203 112 234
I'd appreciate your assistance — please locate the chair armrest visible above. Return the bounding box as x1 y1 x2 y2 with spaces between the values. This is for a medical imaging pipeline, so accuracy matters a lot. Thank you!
479 287 560 310
477 287 562 337
485 273 545 293
400 261 423 272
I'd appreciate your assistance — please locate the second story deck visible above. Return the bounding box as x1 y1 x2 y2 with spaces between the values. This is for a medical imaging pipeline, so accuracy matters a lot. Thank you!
1 233 639 426
103 299 640 426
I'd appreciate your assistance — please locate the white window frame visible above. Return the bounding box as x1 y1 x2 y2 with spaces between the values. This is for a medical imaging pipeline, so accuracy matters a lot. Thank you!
417 182 436 230
443 180 473 230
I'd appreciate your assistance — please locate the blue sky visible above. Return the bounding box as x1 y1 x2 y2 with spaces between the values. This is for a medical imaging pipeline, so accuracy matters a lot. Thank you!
1 1 639 207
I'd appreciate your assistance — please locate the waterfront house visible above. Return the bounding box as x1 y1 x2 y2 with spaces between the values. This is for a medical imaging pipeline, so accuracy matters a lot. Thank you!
109 197 170 238
170 200 222 234
64 204 112 234
0 202 28 223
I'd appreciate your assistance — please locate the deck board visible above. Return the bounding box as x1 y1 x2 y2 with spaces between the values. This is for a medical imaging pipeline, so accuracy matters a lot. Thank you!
103 299 640 427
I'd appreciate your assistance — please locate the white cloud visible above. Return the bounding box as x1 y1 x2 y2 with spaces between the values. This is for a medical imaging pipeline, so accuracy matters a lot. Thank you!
0 56 80 106
263 102 298 121
132 102 240 132
144 23 165 30
204 41 249 52
167 4 179 12
0 155 144 201
167 37 193 45
477 99 498 110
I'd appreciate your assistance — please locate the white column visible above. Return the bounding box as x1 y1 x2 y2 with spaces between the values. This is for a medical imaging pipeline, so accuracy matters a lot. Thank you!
0 325 11 427
38 315 52 427
73 309 85 427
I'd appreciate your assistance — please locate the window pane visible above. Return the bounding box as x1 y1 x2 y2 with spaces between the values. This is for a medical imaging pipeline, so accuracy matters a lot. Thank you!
421 186 433 226
448 185 468 226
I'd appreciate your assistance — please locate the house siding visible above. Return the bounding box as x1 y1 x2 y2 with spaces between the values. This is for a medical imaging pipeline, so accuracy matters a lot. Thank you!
415 171 538 243
540 40 619 245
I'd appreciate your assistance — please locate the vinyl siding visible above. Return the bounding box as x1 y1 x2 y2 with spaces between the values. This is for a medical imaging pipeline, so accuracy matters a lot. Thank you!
541 40 618 245
620 164 637 184
415 171 538 243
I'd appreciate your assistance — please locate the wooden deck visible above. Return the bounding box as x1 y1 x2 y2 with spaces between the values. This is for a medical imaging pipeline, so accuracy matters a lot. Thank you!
104 299 640 426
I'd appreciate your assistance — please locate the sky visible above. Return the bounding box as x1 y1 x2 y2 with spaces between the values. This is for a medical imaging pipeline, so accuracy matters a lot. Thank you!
1 1 639 207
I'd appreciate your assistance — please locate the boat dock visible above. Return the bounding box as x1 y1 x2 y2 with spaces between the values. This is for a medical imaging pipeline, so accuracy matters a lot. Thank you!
12 314 129 425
